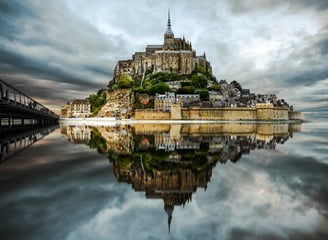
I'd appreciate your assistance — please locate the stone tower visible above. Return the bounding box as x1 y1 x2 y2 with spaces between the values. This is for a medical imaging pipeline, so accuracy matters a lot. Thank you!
163 10 174 50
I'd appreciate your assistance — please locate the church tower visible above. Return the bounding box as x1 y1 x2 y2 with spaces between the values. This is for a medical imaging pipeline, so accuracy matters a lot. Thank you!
163 10 174 50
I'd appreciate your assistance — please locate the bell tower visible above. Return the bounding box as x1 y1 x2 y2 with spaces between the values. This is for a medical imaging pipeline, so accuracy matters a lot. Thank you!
163 10 174 50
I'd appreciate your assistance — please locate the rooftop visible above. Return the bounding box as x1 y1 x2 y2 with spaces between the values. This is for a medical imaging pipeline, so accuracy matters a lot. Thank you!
146 45 163 49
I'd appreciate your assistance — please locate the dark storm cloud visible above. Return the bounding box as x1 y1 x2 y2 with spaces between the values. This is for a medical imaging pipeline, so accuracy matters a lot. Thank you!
263 29 328 88
282 68 328 86
298 94 327 104
301 106 328 113
226 0 328 14
0 0 39 40
83 65 113 78
316 37 328 56
0 47 99 88
0 0 123 107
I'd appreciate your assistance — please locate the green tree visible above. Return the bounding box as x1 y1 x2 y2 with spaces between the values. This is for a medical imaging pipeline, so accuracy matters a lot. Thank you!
88 129 107 154
148 83 171 95
111 84 118 91
195 89 209 101
176 86 195 94
147 72 180 82
210 84 221 91
191 74 208 89
193 64 206 74
88 89 107 115
132 87 147 94
231 80 242 91
145 66 154 76
118 75 133 89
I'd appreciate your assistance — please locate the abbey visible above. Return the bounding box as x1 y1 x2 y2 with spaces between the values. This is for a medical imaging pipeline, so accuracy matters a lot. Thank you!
113 12 212 82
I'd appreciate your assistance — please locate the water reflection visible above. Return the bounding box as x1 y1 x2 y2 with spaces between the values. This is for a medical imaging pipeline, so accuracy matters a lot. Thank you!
61 122 301 232
0 125 58 162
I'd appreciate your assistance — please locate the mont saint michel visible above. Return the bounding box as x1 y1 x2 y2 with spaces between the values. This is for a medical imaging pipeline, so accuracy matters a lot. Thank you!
61 12 301 122
1 2 327 240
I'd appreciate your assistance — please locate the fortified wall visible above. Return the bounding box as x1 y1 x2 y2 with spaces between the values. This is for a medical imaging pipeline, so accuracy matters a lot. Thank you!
134 103 301 121
289 111 302 120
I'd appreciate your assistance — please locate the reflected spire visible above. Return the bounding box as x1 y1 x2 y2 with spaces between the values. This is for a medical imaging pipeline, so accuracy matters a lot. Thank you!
164 202 174 234
168 213 172 234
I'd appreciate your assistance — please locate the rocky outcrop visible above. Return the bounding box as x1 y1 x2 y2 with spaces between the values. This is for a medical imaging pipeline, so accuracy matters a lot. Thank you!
96 126 134 155
97 89 134 118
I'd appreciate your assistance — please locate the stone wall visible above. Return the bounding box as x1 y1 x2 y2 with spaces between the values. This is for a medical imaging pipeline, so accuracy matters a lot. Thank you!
134 109 170 120
134 104 299 121
171 104 182 120
256 108 289 121
289 111 302 121
255 103 289 121
182 107 258 120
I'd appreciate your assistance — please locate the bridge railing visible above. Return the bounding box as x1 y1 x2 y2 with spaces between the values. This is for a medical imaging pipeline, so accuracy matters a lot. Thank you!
0 79 58 118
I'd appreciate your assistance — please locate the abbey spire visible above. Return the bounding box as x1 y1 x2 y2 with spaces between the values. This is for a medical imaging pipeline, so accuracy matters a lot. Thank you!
165 10 173 35
163 10 174 50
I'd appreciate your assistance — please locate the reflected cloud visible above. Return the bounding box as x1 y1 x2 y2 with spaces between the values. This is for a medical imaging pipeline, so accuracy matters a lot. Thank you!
60 122 317 238
1 123 327 240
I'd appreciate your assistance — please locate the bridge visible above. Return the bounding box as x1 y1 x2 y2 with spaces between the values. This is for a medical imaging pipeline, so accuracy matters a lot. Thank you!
0 79 59 129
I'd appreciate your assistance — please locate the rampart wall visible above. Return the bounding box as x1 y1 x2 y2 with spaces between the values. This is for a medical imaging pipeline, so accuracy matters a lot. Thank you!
181 107 257 120
289 111 302 120
134 104 301 121
134 109 170 120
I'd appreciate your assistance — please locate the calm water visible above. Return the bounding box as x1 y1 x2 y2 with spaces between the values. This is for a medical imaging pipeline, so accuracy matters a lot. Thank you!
0 121 327 240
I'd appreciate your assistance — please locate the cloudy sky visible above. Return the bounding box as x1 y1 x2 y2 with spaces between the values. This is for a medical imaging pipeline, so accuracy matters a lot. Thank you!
0 0 327 113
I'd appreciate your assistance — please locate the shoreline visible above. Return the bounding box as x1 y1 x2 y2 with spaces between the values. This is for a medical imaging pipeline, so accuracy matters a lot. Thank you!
59 117 303 125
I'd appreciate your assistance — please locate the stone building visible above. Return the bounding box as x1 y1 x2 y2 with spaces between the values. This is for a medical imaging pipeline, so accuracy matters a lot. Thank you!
154 92 201 111
176 94 200 107
61 99 91 118
113 11 212 82
155 92 176 112
61 125 91 144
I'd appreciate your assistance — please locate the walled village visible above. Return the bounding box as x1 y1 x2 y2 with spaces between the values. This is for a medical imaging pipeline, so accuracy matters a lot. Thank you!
61 12 301 121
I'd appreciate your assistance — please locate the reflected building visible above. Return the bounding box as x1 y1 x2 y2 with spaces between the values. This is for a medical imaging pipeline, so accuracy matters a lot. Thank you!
61 122 301 232
109 151 213 233
61 125 91 144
